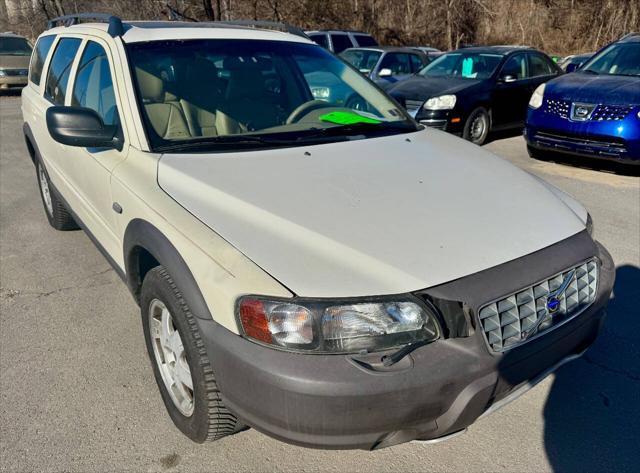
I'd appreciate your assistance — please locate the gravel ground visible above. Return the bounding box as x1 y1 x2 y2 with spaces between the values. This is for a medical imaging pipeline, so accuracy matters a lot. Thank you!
1 94 639 472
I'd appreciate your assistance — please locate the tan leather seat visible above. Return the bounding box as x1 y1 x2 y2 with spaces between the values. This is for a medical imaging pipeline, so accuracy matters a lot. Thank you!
178 59 224 138
135 68 191 140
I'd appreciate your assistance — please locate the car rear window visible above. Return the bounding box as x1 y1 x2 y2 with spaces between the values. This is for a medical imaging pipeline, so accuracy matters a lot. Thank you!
29 35 55 85
354 35 378 47
44 37 81 105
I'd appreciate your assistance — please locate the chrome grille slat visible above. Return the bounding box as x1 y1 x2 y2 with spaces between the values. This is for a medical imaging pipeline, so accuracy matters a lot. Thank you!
405 99 424 111
479 260 598 351
544 99 634 121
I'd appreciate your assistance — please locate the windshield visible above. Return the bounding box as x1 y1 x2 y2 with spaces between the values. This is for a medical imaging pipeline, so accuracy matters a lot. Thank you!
581 43 640 76
127 39 414 151
340 49 382 73
0 37 32 56
419 52 502 79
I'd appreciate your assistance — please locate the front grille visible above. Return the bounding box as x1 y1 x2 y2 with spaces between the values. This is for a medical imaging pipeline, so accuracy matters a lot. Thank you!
545 99 570 119
544 99 634 121
420 119 447 130
478 260 598 351
405 99 424 111
2 69 28 77
591 105 633 121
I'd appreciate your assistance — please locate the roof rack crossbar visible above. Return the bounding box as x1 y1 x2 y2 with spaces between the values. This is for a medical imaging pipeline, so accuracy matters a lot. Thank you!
213 20 308 39
46 13 124 38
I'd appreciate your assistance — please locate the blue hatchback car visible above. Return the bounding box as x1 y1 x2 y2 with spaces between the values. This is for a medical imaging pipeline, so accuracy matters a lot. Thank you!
525 33 640 163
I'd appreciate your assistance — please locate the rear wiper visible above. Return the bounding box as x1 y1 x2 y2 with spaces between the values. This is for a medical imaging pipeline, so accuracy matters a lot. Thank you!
155 134 283 152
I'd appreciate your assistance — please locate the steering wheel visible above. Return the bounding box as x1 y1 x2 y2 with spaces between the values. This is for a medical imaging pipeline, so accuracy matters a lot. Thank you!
286 100 333 124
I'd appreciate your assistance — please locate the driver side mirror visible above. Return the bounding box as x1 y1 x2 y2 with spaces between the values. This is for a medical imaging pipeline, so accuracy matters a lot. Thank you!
499 74 517 83
378 68 393 78
46 106 122 151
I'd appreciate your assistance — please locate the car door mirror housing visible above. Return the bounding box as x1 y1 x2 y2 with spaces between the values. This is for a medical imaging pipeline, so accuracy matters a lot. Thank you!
378 68 393 77
500 74 517 83
46 106 122 151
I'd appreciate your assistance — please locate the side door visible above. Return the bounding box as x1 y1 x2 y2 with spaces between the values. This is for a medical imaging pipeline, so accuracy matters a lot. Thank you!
492 52 531 127
62 38 129 258
374 53 413 89
37 36 83 194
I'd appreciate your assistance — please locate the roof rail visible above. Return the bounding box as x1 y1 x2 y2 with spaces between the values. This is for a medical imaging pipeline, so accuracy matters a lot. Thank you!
46 13 125 37
214 20 308 39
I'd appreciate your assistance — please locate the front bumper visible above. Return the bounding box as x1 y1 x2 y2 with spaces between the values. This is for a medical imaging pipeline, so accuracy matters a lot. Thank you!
0 75 28 89
409 108 464 135
197 232 614 450
525 106 640 162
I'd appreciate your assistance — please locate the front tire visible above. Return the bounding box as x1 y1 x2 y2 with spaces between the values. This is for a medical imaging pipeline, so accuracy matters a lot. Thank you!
463 107 490 145
36 160 78 231
141 266 243 443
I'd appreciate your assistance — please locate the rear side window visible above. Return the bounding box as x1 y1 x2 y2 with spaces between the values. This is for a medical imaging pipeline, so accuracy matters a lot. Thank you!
354 34 377 47
29 35 55 85
308 34 328 49
330 34 353 53
44 37 81 105
71 41 118 126
528 53 556 77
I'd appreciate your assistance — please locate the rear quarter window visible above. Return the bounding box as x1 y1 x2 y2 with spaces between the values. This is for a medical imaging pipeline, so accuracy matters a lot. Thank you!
354 35 378 47
29 35 56 86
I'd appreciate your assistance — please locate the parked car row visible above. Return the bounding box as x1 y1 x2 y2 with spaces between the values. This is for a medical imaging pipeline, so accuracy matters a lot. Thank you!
310 29 639 163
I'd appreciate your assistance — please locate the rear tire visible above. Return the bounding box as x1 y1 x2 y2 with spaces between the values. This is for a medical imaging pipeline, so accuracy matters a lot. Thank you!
463 107 490 145
141 266 244 443
36 160 78 231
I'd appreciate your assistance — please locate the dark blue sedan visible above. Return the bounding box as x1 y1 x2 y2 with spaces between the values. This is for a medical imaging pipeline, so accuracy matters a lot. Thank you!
525 33 640 163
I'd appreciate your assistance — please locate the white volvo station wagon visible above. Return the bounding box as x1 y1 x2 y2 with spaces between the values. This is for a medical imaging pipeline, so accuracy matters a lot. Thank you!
22 14 614 450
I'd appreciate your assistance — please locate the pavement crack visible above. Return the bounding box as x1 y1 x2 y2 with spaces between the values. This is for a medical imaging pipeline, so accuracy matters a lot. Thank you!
1 268 116 300
582 354 640 382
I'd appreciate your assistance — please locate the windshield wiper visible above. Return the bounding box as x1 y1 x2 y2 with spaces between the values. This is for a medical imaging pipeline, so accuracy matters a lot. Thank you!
155 134 285 152
581 69 599 75
294 121 415 142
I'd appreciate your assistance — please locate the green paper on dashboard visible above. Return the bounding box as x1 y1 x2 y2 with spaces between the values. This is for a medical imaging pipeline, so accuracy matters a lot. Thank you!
319 111 381 125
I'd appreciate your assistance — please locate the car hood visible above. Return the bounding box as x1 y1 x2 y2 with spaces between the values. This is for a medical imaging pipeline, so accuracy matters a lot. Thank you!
0 54 30 69
388 76 481 102
546 73 640 104
158 129 586 297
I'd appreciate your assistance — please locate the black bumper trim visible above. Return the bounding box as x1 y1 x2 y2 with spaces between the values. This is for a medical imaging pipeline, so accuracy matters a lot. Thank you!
195 234 614 450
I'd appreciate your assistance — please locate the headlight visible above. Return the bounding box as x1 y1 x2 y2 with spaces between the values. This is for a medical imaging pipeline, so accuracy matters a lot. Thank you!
311 87 330 100
586 213 594 236
237 296 440 353
529 83 546 109
423 94 456 110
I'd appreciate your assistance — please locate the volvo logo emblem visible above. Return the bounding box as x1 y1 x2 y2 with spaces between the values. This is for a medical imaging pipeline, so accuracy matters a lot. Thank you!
524 269 576 339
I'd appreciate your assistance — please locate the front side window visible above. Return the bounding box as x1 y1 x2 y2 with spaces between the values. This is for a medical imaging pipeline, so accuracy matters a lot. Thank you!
581 43 640 77
0 36 32 56
354 34 378 47
308 34 328 49
71 41 118 126
127 39 414 152
528 53 555 77
340 49 382 74
379 53 412 75
409 54 425 72
29 35 55 85
420 52 502 79
500 54 527 80
44 37 81 105
330 34 352 53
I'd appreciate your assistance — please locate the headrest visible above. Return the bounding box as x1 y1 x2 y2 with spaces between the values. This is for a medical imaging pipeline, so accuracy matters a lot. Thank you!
135 67 164 103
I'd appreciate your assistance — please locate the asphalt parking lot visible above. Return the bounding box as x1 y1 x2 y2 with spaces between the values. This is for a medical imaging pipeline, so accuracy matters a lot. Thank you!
1 93 639 472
